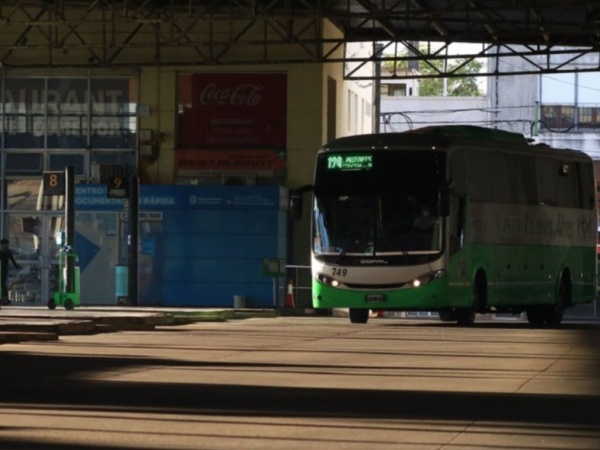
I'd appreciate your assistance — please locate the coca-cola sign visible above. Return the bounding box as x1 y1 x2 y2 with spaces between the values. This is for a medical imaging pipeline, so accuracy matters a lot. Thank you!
178 73 287 149
199 83 264 107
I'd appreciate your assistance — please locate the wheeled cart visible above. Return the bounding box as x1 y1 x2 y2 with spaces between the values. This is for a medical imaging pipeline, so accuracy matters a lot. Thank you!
48 246 80 310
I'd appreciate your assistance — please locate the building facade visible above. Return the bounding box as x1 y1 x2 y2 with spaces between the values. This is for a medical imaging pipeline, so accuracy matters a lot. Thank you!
0 16 375 307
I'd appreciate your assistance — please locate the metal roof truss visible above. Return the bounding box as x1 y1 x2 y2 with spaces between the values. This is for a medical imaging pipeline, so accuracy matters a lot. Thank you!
0 0 597 79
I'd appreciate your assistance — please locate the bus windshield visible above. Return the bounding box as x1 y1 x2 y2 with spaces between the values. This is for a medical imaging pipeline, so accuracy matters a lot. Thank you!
313 150 446 256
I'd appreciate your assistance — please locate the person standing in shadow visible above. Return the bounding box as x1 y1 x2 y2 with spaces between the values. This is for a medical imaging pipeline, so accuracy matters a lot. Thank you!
0 239 20 307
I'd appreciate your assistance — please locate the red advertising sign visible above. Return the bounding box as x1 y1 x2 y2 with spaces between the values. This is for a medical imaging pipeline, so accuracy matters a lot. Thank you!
178 73 287 149
175 149 287 177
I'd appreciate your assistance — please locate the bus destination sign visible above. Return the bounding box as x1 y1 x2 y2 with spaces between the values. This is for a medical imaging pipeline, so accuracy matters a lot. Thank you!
327 154 373 171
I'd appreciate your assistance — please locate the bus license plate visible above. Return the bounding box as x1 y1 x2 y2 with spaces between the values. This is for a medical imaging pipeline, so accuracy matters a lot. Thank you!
366 294 385 303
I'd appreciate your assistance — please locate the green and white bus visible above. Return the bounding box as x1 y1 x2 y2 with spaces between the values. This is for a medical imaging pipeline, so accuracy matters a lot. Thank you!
291 126 597 325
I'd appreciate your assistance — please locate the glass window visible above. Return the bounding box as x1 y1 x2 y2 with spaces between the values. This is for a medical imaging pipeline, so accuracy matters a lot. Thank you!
6 214 41 260
3 78 46 148
5 153 43 175
466 150 513 203
313 150 446 256
558 106 574 128
46 78 89 149
579 107 592 124
90 151 135 181
535 158 559 206
541 104 579 130
91 151 135 167
512 154 536 205
578 107 599 128
555 162 581 208
535 158 581 208
579 162 595 210
449 150 465 195
1 76 138 150
389 84 407 96
4 179 65 211
49 154 85 175
5 179 43 210
89 78 137 149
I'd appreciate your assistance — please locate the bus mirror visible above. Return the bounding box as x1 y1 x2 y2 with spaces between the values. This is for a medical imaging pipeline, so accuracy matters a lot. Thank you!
439 186 450 216
290 185 313 220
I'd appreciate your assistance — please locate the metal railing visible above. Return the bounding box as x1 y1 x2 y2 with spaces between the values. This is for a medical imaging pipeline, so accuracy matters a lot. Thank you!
285 265 311 308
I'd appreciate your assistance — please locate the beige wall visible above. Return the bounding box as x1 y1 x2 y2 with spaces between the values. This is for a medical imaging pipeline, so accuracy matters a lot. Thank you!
138 68 175 184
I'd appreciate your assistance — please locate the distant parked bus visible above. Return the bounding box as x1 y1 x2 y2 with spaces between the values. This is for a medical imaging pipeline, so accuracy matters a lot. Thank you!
291 126 597 325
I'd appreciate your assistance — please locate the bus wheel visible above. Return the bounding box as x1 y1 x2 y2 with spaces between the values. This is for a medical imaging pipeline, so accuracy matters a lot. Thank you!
546 274 569 326
527 273 569 326
349 308 369 324
457 273 485 326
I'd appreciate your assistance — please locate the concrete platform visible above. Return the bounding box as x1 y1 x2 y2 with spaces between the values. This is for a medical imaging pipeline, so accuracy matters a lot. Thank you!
0 306 285 345
0 330 58 343
4 305 595 346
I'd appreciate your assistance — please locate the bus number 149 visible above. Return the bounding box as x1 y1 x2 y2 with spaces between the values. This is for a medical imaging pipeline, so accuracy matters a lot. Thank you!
333 268 348 277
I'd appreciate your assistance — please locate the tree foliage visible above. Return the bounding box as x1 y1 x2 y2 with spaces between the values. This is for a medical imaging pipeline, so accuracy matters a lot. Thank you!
383 50 484 97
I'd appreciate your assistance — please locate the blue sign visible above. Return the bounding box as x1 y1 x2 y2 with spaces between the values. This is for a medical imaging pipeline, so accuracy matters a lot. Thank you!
75 185 282 211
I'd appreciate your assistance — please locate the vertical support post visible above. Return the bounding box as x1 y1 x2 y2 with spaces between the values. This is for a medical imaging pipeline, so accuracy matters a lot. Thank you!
373 42 383 134
128 175 139 306
65 165 75 292
533 101 540 136
0 67 5 239
574 70 579 130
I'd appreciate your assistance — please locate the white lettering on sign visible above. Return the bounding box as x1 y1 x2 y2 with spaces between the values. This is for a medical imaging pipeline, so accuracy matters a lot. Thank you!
3 86 130 138
20 116 126 137
4 89 124 114
76 187 105 195
76 198 122 206
141 197 176 206
188 195 223 206
199 83 263 106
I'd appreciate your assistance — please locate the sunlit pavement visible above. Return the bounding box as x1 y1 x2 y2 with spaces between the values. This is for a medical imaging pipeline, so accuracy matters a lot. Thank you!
1 304 598 343
0 305 269 343
1 315 599 449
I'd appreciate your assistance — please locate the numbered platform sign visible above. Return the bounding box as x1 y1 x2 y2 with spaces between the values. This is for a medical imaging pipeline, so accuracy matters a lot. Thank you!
107 176 129 199
43 171 66 196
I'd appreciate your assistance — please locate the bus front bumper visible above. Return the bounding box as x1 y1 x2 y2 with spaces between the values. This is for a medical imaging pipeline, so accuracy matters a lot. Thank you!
312 276 449 310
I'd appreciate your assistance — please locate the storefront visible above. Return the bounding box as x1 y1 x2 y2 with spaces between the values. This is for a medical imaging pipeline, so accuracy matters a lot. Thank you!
0 72 138 304
4 183 286 307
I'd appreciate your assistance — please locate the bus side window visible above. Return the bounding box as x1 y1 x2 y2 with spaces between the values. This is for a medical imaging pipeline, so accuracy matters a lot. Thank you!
449 150 466 255
450 195 465 255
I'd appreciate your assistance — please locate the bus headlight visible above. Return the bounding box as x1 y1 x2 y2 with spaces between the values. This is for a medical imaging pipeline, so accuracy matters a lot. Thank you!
410 269 446 288
317 273 341 287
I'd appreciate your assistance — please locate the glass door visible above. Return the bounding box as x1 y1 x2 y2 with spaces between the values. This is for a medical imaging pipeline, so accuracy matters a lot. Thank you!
5 214 63 305
77 211 118 305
